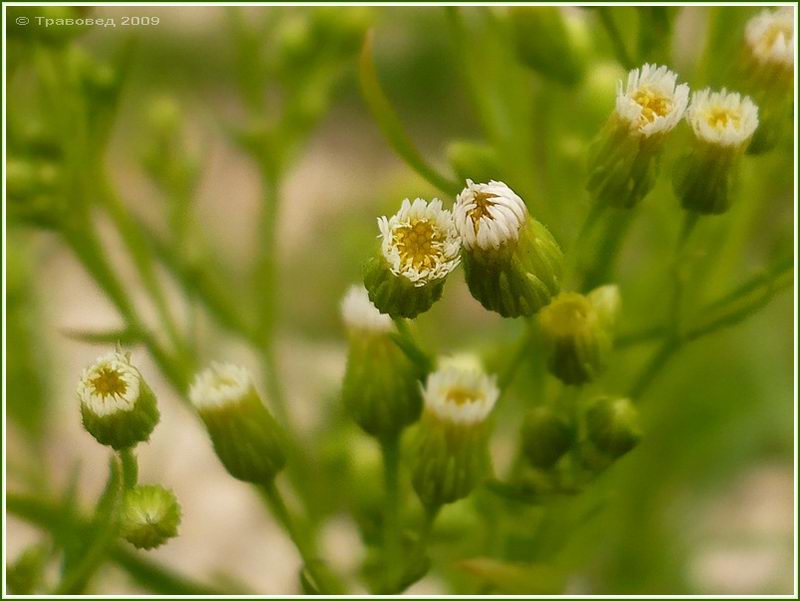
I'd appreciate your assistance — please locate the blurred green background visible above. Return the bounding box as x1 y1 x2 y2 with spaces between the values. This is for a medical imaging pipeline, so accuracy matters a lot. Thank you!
5 5 794 595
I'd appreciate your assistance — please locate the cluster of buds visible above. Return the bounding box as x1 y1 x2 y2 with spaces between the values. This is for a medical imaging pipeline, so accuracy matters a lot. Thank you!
737 8 794 153
364 180 564 320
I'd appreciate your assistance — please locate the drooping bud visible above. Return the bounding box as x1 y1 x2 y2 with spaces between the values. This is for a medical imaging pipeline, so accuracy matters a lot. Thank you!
364 198 461 318
340 285 423 440
454 180 563 318
509 7 585 86
738 8 793 153
77 352 159 450
587 64 689 208
538 287 618 385
673 88 759 214
584 396 642 459
520 407 574 469
121 485 181 550
411 358 499 510
189 363 286 484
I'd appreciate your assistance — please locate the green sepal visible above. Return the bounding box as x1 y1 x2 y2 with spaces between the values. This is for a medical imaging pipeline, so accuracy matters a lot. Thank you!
672 142 738 215
585 396 642 459
80 381 159 451
463 219 563 318
363 256 445 318
342 333 423 440
198 389 287 484
411 413 492 510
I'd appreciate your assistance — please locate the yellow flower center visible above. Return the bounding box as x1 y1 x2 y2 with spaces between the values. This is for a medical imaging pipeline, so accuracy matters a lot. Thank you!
467 191 498 231
446 386 482 406
90 367 128 397
393 218 442 271
704 106 742 131
632 86 672 125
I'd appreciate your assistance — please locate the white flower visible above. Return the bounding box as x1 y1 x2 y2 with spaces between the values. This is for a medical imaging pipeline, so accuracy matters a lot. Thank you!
685 88 759 148
745 7 794 67
340 285 393 333
453 180 528 250
423 361 499 425
77 352 141 417
615 64 690 137
378 198 461 287
189 363 252 410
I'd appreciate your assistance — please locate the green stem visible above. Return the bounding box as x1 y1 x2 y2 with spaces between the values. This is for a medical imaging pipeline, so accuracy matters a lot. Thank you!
391 317 434 375
597 8 635 69
260 481 342 594
580 209 636 291
119 449 138 490
628 339 680 400
497 321 536 392
380 436 402 592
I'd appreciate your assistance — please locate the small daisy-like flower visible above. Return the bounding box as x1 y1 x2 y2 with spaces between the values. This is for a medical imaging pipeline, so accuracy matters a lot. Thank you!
77 351 159 450
745 7 794 67
454 179 528 251
615 64 689 137
340 285 393 333
189 362 252 410
78 352 141 416
190 363 285 483
423 361 499 426
686 89 759 148
378 198 460 287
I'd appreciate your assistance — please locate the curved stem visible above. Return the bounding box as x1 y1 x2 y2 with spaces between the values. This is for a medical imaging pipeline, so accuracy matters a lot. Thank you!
260 480 343 594
597 8 634 69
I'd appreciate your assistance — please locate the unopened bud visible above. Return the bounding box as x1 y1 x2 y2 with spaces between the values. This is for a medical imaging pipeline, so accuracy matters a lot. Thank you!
520 407 574 469
121 485 181 550
340 286 422 440
585 396 642 458
189 363 286 484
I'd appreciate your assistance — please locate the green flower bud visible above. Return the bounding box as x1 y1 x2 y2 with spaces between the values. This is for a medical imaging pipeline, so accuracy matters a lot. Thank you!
520 407 574 469
121 485 181 550
737 8 793 154
454 180 563 318
340 286 423 440
585 396 642 459
673 89 759 215
446 140 502 184
509 7 585 86
538 288 616 386
77 352 159 450
587 64 689 209
189 363 286 484
365 198 461 318
411 359 498 510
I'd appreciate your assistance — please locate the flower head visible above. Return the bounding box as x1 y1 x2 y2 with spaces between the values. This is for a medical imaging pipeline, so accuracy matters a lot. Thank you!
686 88 759 148
378 198 460 287
189 362 252 410
340 285 393 333
423 360 499 425
78 352 142 417
454 179 528 251
615 64 689 136
745 8 794 67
